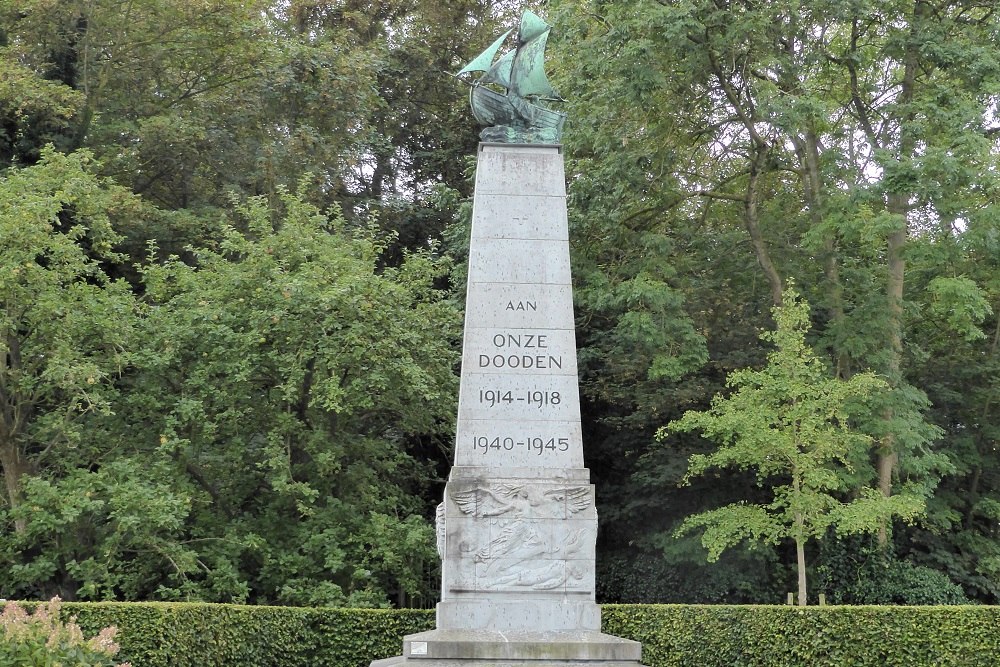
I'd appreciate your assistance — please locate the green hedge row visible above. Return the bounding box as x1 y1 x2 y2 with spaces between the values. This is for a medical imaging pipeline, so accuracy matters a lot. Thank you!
603 604 1000 667
32 602 435 667
15 602 1000 667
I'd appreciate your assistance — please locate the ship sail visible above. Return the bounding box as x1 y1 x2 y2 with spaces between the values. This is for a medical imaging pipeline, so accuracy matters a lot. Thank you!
510 28 560 100
481 50 514 88
518 10 550 44
457 29 513 77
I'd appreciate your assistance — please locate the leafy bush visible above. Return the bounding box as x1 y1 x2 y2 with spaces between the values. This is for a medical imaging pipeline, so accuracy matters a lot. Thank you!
597 547 785 603
816 538 970 605
0 598 129 667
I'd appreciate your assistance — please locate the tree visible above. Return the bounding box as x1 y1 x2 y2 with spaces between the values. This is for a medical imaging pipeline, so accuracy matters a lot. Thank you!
1 0 494 605
119 186 460 604
550 0 1000 600
1 179 462 604
661 288 922 605
0 148 137 533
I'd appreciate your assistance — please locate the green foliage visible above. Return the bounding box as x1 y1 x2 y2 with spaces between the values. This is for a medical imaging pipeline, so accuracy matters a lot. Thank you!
0 147 137 520
602 604 1000 667
32 602 436 667
663 289 914 554
662 288 924 602
0 461 199 602
549 0 995 602
5 0 1000 607
117 186 458 605
597 546 785 604
0 53 85 165
0 598 128 667
0 154 458 605
924 276 993 342
817 538 969 606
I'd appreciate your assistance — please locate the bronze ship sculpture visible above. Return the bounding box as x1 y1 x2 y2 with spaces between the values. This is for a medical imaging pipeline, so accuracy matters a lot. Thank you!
457 11 567 144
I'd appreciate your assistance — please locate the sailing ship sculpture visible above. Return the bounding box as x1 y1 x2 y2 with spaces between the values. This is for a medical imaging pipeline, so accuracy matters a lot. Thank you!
457 11 567 144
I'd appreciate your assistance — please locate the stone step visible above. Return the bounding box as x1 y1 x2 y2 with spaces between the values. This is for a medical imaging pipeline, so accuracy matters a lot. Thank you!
399 630 642 663
376 660 643 667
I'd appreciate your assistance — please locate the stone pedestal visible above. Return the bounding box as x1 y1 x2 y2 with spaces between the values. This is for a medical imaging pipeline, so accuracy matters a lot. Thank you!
374 144 642 667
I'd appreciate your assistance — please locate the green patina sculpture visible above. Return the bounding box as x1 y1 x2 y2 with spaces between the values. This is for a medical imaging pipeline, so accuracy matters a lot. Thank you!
457 11 566 144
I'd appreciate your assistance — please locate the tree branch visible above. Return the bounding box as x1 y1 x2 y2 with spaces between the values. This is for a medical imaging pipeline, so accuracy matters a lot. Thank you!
695 190 747 203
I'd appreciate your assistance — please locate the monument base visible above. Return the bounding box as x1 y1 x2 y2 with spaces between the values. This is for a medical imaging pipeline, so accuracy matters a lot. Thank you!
372 627 642 667
436 599 601 633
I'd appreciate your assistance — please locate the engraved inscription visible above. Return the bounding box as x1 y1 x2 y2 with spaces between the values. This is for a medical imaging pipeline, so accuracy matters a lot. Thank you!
477 330 563 370
453 419 585 467
441 146 601 622
479 388 561 408
478 354 562 369
491 333 548 348
505 300 538 312
472 435 570 456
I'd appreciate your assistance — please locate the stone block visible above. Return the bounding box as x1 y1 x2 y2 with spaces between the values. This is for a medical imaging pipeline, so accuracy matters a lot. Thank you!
452 419 585 468
458 374 581 418
474 146 566 197
467 238 572 285
432 602 602 633
470 193 568 241
463 284 576 331
461 329 579 377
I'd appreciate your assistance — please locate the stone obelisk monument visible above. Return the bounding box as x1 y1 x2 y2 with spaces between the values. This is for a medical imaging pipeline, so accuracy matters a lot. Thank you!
373 12 642 667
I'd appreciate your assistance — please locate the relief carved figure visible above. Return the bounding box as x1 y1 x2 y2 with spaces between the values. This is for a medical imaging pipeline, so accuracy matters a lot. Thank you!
448 484 593 591
450 484 592 520
435 502 446 558
492 560 585 590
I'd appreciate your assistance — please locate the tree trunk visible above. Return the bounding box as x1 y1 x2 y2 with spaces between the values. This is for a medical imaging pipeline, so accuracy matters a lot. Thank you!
876 1 924 547
745 146 784 307
2 331 30 533
796 532 807 606
706 49 783 307
0 438 30 533
793 128 849 376
793 471 807 605
879 218 907 547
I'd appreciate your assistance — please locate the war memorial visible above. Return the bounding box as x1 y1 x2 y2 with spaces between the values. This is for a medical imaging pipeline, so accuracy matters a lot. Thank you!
373 12 644 667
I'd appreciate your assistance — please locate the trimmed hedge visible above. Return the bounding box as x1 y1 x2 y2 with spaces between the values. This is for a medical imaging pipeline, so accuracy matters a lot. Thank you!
12 602 1000 666
31 602 435 667
603 604 1000 667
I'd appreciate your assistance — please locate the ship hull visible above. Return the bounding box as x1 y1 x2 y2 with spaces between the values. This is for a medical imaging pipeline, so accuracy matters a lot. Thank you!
471 85 566 137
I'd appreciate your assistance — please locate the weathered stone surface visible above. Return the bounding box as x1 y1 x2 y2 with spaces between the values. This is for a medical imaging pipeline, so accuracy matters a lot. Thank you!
468 239 573 285
401 630 642 661
473 146 567 196
372 143 642 667
453 419 584 469
469 194 568 241
463 284 575 330
441 145 599 634
433 601 601 634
